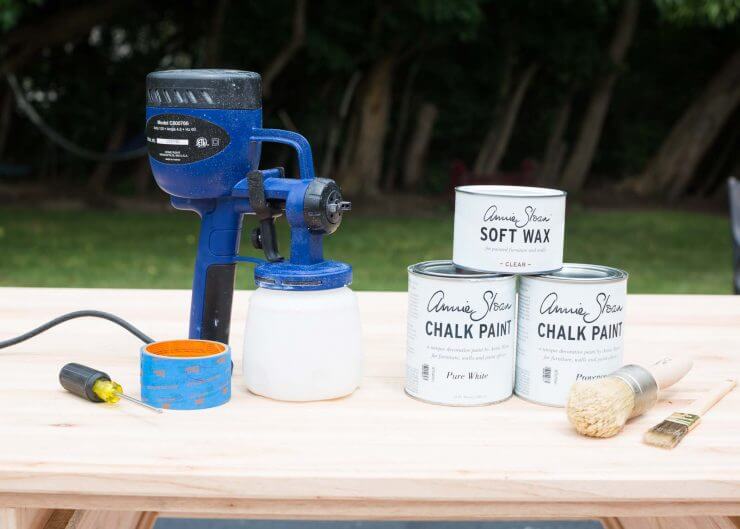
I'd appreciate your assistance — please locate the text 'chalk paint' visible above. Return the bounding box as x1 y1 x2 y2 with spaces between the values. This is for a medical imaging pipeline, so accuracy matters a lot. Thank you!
406 261 517 406
515 264 628 407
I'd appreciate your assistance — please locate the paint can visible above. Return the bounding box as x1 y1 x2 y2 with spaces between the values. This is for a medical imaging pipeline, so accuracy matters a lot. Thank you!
406 260 517 406
515 264 628 407
453 185 566 274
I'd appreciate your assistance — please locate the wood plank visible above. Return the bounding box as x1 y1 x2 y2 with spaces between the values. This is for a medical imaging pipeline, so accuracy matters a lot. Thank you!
0 508 156 529
601 517 740 529
0 509 52 529
0 288 738 518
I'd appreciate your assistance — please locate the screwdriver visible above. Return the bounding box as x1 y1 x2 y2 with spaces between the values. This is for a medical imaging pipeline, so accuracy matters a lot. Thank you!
59 362 162 413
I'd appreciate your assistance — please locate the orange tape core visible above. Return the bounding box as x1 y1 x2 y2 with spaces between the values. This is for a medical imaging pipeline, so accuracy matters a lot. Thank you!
145 339 226 358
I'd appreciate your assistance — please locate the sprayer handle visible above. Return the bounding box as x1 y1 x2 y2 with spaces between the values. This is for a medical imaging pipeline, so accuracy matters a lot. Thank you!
646 356 694 390
250 128 316 180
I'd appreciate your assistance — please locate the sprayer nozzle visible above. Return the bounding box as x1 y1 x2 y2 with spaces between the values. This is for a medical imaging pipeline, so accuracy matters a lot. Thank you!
328 201 352 214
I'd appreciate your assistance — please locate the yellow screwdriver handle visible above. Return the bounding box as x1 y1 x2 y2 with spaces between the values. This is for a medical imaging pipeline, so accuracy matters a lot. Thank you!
92 379 123 403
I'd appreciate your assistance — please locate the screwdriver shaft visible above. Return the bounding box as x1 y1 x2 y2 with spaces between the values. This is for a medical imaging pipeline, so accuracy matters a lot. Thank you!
115 392 163 413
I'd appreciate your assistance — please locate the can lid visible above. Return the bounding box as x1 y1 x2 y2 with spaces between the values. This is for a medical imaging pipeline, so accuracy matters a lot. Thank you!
455 185 566 198
409 260 512 280
531 263 627 283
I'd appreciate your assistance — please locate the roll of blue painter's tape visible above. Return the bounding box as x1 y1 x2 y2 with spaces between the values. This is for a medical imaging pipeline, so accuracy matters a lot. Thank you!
140 339 231 410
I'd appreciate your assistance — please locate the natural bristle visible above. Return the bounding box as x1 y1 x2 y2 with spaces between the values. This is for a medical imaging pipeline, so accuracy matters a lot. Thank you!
643 420 688 448
567 377 635 438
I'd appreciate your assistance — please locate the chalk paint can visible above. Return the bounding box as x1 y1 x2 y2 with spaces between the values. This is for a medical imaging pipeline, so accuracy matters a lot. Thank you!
406 260 517 406
515 264 628 407
453 185 566 274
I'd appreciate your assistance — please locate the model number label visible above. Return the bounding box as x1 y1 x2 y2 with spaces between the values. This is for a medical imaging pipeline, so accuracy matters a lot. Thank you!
146 114 230 164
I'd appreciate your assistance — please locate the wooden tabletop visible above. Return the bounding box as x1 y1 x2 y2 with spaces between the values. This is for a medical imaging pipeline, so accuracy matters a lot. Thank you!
0 288 738 519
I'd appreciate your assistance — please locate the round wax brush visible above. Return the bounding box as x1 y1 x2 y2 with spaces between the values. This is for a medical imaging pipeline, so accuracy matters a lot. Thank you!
567 357 693 438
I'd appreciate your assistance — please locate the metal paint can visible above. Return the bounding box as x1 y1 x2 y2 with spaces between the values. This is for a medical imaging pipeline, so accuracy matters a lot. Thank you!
453 185 566 274
515 264 628 407
406 260 517 406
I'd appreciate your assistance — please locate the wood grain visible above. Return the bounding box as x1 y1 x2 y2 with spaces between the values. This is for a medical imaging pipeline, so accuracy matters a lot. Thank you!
601 516 740 529
0 508 52 529
0 288 738 518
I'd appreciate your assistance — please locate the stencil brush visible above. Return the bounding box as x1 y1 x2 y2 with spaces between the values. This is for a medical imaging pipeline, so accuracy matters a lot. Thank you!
643 378 736 449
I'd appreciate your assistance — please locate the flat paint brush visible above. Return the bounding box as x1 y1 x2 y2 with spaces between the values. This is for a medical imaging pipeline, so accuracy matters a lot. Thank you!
567 357 693 438
643 378 736 449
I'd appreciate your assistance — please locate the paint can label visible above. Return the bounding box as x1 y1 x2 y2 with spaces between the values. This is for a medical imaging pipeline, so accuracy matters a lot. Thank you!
406 269 516 405
515 275 626 406
453 186 566 274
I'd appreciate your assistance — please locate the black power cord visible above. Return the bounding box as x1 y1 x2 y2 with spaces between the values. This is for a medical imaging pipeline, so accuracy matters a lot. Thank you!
0 310 155 349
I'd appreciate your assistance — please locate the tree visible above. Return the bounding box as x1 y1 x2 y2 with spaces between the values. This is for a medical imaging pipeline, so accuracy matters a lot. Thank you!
402 101 438 190
638 47 740 198
559 0 640 192
635 0 740 198
328 0 483 196
473 62 538 176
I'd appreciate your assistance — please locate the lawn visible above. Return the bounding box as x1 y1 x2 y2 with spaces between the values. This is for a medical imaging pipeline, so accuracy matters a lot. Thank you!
0 206 731 294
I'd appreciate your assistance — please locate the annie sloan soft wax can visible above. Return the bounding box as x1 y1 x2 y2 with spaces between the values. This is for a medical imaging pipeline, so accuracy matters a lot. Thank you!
515 264 628 406
406 261 516 406
453 185 566 274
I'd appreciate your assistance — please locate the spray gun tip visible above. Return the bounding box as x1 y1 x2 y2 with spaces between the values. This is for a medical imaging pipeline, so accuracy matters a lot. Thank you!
328 201 352 214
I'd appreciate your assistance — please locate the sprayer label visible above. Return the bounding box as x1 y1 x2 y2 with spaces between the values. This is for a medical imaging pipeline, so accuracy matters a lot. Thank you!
146 114 230 164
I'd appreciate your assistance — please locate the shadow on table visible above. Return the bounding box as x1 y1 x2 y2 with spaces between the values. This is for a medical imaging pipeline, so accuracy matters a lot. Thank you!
155 519 602 529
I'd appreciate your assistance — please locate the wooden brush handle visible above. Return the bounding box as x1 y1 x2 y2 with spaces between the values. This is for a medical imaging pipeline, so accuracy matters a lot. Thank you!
686 379 736 416
645 357 694 390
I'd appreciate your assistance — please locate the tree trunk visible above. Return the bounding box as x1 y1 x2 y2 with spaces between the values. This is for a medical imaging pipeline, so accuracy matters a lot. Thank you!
336 55 396 196
133 157 152 196
538 95 572 185
559 0 639 192
0 88 13 159
262 0 307 99
698 114 740 196
202 0 230 67
473 58 512 175
638 48 740 199
320 72 361 178
473 63 538 175
86 118 127 200
385 60 421 190
402 102 438 190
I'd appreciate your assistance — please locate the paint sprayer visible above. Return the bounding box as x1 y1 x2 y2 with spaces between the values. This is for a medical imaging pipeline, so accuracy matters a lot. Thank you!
145 69 363 401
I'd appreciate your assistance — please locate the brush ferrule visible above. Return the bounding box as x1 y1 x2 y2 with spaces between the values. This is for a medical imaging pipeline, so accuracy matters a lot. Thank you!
664 412 701 430
612 365 658 418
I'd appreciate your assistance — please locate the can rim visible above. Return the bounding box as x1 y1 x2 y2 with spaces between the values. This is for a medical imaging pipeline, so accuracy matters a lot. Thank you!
522 263 628 283
408 260 513 280
141 339 231 360
455 184 566 198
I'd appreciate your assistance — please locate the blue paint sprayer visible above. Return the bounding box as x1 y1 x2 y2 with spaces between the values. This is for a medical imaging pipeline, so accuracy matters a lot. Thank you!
146 69 363 402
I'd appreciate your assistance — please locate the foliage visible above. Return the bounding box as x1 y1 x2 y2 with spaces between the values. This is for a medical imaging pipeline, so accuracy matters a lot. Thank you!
0 0 738 197
0 0 41 31
656 0 740 26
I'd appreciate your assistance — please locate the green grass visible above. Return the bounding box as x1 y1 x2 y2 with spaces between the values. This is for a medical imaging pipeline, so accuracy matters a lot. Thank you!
0 207 731 293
